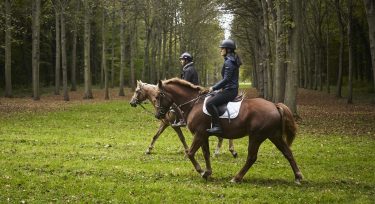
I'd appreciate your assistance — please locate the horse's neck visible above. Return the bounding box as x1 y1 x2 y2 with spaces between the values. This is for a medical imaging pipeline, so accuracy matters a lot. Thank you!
144 85 158 107
169 88 200 112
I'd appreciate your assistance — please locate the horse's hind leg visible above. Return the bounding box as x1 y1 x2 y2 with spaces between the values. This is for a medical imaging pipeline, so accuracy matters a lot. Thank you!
214 137 223 157
172 127 189 155
229 139 238 158
231 136 264 183
269 136 303 184
145 122 168 154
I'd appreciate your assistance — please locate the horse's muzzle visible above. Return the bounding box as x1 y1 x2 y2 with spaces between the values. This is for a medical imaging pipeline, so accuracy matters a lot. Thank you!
130 102 137 107
129 99 138 107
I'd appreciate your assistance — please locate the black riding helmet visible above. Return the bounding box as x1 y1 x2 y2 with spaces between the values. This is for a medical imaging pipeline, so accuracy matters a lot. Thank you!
219 39 236 50
179 52 193 62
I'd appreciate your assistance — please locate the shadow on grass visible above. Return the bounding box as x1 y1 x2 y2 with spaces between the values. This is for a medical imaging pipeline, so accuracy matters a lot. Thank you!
202 176 374 191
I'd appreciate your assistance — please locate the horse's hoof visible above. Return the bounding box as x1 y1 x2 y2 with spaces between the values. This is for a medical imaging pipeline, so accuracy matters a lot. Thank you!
230 177 241 183
232 152 238 158
295 178 302 185
145 149 151 154
201 171 212 180
295 172 303 185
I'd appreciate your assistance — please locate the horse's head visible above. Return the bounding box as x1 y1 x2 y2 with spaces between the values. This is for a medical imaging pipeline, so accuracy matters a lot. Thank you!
130 80 148 107
155 80 175 119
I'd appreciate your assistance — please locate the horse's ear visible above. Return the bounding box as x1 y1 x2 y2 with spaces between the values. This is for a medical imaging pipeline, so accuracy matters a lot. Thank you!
157 80 163 89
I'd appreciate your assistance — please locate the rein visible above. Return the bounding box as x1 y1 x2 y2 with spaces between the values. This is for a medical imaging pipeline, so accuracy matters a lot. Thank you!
138 102 155 115
177 93 209 109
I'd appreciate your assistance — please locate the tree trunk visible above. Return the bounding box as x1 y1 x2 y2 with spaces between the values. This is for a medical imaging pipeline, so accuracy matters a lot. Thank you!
335 0 345 98
4 0 12 97
161 24 167 79
111 1 115 88
61 4 69 101
102 9 109 100
274 0 286 103
326 22 330 93
71 1 78 91
319 46 323 91
99 9 104 89
363 0 375 100
83 0 93 99
285 0 301 116
168 19 173 79
130 16 137 91
119 4 125 96
347 0 353 104
314 43 318 90
32 0 41 100
303 38 308 88
55 5 61 95
261 0 273 101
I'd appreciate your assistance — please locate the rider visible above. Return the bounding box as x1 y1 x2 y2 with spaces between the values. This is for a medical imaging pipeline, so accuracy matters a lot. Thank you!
171 52 199 127
206 39 241 135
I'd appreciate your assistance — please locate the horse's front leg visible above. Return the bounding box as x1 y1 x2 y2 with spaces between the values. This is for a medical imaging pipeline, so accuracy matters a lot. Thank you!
171 127 189 155
187 134 204 175
145 122 168 154
201 137 212 180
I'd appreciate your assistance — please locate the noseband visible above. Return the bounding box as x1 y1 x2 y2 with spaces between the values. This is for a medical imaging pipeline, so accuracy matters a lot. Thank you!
156 90 171 116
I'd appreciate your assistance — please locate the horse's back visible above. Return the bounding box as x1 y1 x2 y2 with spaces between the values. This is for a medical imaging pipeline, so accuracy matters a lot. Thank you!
243 98 278 113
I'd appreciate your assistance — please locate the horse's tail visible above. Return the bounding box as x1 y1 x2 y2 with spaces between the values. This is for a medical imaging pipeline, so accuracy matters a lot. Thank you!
276 103 297 147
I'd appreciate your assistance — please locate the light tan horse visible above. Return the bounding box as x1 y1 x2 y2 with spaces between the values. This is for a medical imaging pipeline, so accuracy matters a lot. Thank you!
155 78 303 184
130 80 237 157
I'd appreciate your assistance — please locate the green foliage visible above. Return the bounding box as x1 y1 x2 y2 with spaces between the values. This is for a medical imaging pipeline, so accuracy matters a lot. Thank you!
0 101 374 203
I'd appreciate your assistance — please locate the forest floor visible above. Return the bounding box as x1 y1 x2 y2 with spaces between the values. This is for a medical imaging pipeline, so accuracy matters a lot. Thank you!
1 87 374 137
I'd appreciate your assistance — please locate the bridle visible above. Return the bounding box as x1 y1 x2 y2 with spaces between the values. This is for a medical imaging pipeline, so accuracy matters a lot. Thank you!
131 88 155 115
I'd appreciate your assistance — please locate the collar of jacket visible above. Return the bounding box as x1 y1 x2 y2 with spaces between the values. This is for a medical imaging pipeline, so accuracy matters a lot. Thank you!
183 62 194 71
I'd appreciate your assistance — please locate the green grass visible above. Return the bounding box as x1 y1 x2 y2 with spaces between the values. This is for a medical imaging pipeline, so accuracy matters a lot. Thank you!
0 101 374 203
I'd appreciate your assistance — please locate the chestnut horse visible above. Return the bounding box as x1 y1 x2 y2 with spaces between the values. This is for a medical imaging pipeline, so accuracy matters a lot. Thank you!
130 80 238 157
154 78 303 184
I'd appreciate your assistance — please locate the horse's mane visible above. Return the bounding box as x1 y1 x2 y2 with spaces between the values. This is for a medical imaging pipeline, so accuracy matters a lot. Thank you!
142 83 157 89
163 78 204 92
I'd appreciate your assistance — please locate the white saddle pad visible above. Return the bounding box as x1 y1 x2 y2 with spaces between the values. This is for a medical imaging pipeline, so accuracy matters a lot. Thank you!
203 96 243 119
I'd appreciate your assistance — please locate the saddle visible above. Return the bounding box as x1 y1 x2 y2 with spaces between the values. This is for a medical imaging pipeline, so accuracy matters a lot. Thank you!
203 92 244 119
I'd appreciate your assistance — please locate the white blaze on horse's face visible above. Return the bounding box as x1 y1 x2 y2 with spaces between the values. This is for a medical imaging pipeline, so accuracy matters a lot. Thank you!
130 82 145 107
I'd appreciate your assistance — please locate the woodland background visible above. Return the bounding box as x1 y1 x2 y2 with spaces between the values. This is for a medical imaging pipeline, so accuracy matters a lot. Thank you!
0 0 375 114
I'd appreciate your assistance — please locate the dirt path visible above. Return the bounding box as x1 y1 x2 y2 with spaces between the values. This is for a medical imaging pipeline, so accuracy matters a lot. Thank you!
1 88 374 137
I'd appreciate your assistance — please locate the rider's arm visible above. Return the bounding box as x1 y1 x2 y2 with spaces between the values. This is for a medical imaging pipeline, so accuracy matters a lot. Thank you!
212 60 235 91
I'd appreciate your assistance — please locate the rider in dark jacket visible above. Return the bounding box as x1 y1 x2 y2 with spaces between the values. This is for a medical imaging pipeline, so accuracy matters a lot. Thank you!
172 52 199 127
206 39 241 135
180 52 199 85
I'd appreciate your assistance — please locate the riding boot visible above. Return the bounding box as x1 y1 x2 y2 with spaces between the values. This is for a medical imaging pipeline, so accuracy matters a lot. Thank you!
206 106 223 135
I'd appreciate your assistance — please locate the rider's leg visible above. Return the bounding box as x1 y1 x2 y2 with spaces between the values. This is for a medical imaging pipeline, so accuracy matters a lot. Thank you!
206 90 237 135
171 105 186 127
